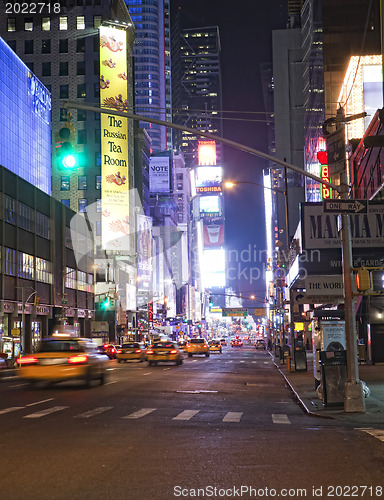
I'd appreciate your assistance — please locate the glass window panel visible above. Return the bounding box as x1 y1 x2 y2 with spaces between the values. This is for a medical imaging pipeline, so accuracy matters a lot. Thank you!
61 176 70 191
78 199 87 213
42 18 50 31
59 39 68 53
24 18 33 31
59 17 68 30
76 16 85 30
7 18 16 32
78 176 87 190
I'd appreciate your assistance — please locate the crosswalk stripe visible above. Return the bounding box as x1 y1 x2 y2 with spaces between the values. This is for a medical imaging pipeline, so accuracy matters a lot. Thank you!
0 407 24 415
23 406 69 419
173 410 200 421
240 361 245 363
252 361 257 364
222 411 243 422
75 407 113 418
123 408 156 419
359 428 384 441
272 413 291 424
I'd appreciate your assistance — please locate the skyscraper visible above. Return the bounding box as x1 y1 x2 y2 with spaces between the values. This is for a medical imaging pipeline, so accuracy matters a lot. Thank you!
124 0 172 153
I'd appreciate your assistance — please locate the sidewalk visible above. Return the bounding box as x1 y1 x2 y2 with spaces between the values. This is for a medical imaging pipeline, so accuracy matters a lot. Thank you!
274 351 384 426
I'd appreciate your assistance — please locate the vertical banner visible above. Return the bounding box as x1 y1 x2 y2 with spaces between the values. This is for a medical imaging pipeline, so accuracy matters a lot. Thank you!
137 214 153 291
99 25 129 249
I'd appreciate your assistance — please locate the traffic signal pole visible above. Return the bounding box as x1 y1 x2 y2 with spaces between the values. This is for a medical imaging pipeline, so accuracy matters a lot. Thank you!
64 101 365 412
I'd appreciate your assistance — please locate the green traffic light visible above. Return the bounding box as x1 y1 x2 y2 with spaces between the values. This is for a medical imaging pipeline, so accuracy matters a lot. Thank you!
62 154 76 169
101 297 110 310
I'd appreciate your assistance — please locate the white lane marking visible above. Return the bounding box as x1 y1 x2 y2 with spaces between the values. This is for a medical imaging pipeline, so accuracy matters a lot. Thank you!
264 361 269 364
9 383 27 387
0 407 24 415
143 372 151 376
24 406 69 419
75 407 113 419
272 414 291 424
105 380 117 386
252 361 257 364
358 428 384 441
192 359 198 363
222 412 243 422
240 360 245 363
26 398 54 407
123 408 156 419
227 361 233 363
163 367 171 371
172 410 200 421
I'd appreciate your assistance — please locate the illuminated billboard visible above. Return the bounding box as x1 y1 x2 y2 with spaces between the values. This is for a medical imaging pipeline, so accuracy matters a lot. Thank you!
99 25 129 249
149 156 171 193
199 195 221 217
137 214 153 291
198 141 217 166
203 219 224 248
338 55 382 140
195 166 222 188
202 248 226 287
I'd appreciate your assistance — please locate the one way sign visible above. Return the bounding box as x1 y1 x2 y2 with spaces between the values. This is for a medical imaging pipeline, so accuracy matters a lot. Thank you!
323 199 368 214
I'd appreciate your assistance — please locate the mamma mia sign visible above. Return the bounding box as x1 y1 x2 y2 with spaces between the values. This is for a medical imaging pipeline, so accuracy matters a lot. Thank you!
302 202 384 249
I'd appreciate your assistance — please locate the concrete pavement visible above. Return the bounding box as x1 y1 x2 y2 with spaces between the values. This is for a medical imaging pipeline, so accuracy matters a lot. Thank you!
274 350 384 425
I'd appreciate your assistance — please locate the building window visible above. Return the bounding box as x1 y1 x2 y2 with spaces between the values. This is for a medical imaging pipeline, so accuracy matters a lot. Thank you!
59 61 68 76
78 129 87 144
42 62 51 76
61 176 70 191
96 175 101 190
94 83 100 98
18 202 33 232
59 17 68 30
7 18 16 32
5 248 16 276
18 252 34 280
177 194 183 201
65 267 76 289
177 183 183 190
76 38 85 52
76 16 85 29
77 109 86 121
78 176 87 190
77 61 85 75
93 37 99 52
24 18 33 31
59 39 68 53
42 39 51 53
5 196 15 224
42 18 50 31
94 60 99 75
96 199 102 212
96 221 101 236
61 199 70 208
178 213 184 222
95 153 101 166
60 107 68 121
26 62 34 72
178 203 183 211
60 85 69 99
176 173 183 180
77 84 86 98
78 199 87 213
94 16 102 29
94 129 101 143
36 213 50 239
36 257 52 284
24 40 33 54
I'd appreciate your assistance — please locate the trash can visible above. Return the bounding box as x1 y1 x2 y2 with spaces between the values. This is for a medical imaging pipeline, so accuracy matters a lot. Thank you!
281 344 290 365
274 343 281 358
294 338 307 372
319 350 347 406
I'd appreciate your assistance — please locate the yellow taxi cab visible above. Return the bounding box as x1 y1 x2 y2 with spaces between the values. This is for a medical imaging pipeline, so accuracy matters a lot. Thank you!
186 338 210 357
16 335 108 388
116 342 147 363
208 339 222 353
146 341 183 366
177 340 189 353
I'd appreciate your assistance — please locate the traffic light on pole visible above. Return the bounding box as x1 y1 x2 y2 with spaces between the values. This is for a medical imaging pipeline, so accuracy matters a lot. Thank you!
355 267 370 292
34 296 40 306
56 123 77 170
101 297 111 310
208 292 213 307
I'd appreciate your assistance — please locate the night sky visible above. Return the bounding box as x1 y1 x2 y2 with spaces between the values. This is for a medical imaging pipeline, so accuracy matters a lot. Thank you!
177 0 288 297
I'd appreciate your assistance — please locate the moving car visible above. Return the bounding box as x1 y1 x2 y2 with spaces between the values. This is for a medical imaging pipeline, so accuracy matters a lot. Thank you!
208 340 222 353
255 339 267 350
177 340 189 353
219 339 227 346
231 336 243 347
116 342 146 363
97 343 118 359
187 338 209 357
16 336 108 387
146 341 183 366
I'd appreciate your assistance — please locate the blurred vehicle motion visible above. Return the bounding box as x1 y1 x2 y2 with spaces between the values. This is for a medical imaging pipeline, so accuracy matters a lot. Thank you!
116 342 146 363
231 336 243 347
97 344 118 359
146 341 184 366
17 335 108 388
208 340 222 353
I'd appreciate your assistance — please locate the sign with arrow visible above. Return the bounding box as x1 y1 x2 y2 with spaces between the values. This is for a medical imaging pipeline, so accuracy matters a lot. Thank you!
323 199 368 214
222 308 248 317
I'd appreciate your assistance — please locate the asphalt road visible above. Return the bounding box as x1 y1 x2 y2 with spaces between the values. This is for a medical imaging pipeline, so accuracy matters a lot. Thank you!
1 345 384 500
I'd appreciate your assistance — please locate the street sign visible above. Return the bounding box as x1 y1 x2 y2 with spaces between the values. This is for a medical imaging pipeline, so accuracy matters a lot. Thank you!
325 128 345 175
61 299 68 305
222 308 248 317
323 199 368 214
305 275 345 296
293 292 344 305
254 308 267 317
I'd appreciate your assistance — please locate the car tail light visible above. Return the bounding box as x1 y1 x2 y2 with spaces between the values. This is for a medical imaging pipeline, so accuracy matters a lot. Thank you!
134 349 141 354
169 349 178 354
116 349 122 354
17 356 38 365
146 349 154 355
68 354 88 364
